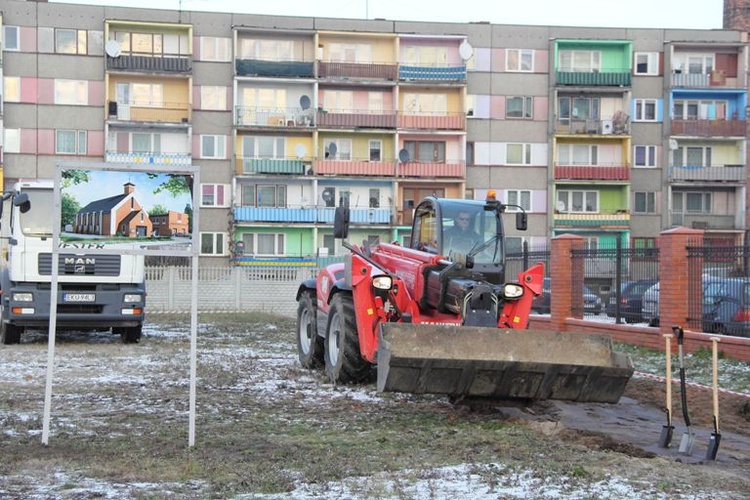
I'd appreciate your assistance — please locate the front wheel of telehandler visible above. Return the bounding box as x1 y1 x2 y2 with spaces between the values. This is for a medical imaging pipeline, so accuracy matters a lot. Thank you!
297 290 324 368
324 293 372 384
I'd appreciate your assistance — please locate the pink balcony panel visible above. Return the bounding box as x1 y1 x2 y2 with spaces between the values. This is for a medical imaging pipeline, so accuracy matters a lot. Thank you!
398 114 465 130
316 160 396 176
555 165 630 181
399 162 465 178
317 112 396 128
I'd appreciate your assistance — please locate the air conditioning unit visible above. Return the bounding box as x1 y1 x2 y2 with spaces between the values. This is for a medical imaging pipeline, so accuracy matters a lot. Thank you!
601 119 613 135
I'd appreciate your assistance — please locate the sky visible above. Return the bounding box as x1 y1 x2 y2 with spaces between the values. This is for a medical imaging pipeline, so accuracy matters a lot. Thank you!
54 0 726 30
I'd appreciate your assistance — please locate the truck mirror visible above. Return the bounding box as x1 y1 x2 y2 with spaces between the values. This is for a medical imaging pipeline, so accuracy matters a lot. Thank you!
333 206 350 239
515 211 527 231
14 192 30 214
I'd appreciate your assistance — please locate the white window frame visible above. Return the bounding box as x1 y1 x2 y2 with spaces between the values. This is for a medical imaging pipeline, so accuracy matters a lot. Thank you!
242 136 286 159
505 190 531 212
557 190 599 213
4 26 20 51
557 144 598 166
403 92 447 115
506 143 532 165
506 49 534 72
325 138 352 160
55 28 87 55
200 36 231 62
634 145 657 168
54 79 88 105
673 191 712 214
634 99 658 122
200 135 227 159
558 50 601 72
322 90 354 112
200 232 227 256
200 184 230 208
55 130 87 155
506 96 533 119
200 86 228 111
241 233 286 256
633 191 656 214
673 146 712 168
634 52 659 76
369 140 382 161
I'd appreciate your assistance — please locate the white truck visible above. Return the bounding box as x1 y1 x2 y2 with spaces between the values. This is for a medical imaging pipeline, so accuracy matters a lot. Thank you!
0 180 146 344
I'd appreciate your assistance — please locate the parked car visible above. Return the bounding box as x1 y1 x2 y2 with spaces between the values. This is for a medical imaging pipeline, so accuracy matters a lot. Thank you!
702 277 750 337
642 282 660 326
532 278 602 315
605 280 658 323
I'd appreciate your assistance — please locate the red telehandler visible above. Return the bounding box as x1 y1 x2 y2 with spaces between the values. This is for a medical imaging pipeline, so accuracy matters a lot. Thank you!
296 195 633 403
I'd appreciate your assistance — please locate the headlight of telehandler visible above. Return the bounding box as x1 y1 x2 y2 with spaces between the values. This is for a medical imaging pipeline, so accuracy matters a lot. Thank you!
372 275 393 291
502 283 524 300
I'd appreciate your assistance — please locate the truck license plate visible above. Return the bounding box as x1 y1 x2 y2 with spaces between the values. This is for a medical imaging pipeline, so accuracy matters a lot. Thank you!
63 293 96 303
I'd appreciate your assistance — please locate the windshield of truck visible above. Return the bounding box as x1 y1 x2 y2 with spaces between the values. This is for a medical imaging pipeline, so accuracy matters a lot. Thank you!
441 201 502 265
19 188 54 237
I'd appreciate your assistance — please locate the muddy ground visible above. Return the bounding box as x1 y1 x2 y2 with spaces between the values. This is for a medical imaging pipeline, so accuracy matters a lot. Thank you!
0 313 749 498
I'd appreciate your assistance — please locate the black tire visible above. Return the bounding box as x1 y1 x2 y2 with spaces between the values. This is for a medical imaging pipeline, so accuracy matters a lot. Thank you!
297 290 324 369
0 321 22 345
324 293 371 384
115 325 142 344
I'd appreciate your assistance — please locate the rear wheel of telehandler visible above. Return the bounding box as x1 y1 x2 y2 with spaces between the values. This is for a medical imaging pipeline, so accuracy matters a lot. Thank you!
0 321 22 345
297 290 324 368
324 293 372 384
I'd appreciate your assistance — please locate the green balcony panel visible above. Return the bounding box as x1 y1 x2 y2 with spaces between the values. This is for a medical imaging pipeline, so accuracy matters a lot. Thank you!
556 71 631 86
243 158 305 175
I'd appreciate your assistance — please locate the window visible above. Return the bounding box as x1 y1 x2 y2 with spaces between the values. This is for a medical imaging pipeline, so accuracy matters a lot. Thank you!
369 140 382 161
634 145 657 168
558 96 600 124
4 26 20 51
257 185 287 208
328 42 372 63
634 99 658 121
673 192 711 214
557 190 598 213
634 192 656 214
56 29 87 54
506 190 531 211
506 143 532 165
200 36 231 61
634 52 659 75
131 133 161 154
200 232 226 255
506 49 533 72
200 86 227 111
673 146 711 168
4 77 20 102
113 31 188 56
504 237 526 254
403 45 448 65
4 129 21 153
242 136 285 159
557 144 598 165
239 38 295 61
558 50 601 72
687 55 714 75
632 237 657 249
404 140 446 163
201 184 229 207
201 135 226 159
325 139 352 160
55 130 87 155
673 99 727 120
506 96 533 119
369 188 381 208
129 83 163 107
55 80 88 105
403 93 447 115
322 90 354 112
241 233 285 256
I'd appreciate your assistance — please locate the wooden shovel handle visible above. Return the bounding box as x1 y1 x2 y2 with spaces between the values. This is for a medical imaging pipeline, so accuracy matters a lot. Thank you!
711 337 720 431
663 334 673 418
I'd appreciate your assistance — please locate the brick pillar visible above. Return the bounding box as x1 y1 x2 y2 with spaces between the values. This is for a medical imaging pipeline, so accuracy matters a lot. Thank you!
659 227 703 334
550 233 584 332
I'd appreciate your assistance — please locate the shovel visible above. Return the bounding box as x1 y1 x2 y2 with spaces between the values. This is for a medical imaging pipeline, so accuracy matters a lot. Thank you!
673 326 695 455
706 336 722 460
658 333 675 448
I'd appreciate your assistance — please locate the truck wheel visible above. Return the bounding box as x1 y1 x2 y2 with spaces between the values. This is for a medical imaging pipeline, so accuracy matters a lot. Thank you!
297 290 324 368
0 322 22 345
116 325 142 344
324 293 371 384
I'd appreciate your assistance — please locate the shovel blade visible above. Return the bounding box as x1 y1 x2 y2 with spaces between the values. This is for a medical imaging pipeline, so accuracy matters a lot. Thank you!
706 433 722 461
658 425 674 448
679 431 695 454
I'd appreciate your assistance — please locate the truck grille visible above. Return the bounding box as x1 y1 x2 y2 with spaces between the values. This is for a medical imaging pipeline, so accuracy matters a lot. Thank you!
38 253 122 277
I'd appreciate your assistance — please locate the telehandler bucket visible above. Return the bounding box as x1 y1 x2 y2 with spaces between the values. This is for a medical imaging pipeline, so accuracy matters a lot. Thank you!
377 324 634 403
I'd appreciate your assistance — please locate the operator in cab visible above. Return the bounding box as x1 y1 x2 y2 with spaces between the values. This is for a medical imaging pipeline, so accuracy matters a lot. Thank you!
444 210 481 254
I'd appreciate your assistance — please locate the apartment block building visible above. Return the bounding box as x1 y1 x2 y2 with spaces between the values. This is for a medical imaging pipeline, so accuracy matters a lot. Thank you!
1 0 747 265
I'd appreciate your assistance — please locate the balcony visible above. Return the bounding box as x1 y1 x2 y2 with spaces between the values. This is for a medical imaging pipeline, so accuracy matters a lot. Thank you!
105 151 192 166
318 61 398 81
316 109 397 128
316 159 396 176
236 157 307 175
670 213 739 230
398 161 465 178
235 106 315 128
555 117 629 135
671 119 746 137
235 59 314 78
398 112 465 130
398 64 466 82
233 206 391 224
554 164 630 181
108 100 190 124
671 70 742 88
553 212 630 228
669 165 746 183
555 70 631 87
106 54 192 74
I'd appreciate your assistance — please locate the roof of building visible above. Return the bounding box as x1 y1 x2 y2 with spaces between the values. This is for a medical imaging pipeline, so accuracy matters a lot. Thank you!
78 193 129 215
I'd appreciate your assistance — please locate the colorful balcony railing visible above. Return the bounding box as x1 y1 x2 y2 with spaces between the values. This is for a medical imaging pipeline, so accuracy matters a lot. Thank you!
399 65 466 82
555 71 631 86
318 61 398 80
671 119 746 137
237 158 307 175
233 206 391 224
316 110 397 128
669 165 747 182
315 159 396 176
108 100 190 123
106 54 192 73
553 212 630 228
554 165 630 181
105 152 192 166
398 162 465 178
235 106 315 128
398 113 465 130
235 59 314 78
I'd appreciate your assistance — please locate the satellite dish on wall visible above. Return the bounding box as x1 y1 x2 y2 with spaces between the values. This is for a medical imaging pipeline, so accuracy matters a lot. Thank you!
327 142 337 158
669 139 679 151
458 40 474 61
105 40 122 58
300 95 311 110
398 148 410 163
295 144 307 158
